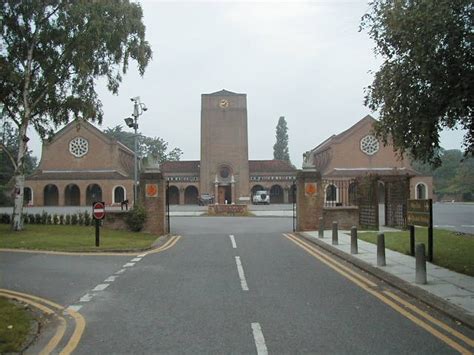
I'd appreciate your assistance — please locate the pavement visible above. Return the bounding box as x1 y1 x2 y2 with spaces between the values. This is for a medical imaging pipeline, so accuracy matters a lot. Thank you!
300 228 474 326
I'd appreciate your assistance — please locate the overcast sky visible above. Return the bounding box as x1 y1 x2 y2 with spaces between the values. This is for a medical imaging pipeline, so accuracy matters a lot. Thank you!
28 0 466 167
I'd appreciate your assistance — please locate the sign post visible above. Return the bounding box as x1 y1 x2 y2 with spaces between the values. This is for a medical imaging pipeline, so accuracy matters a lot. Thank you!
92 201 106 247
407 199 433 262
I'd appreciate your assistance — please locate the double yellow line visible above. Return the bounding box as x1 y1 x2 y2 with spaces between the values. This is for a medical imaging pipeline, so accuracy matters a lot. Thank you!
284 233 474 355
146 235 181 255
0 289 85 355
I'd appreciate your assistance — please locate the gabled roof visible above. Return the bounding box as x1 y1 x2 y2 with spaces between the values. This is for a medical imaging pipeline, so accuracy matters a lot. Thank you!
310 115 377 155
249 160 297 173
204 89 243 96
161 161 200 174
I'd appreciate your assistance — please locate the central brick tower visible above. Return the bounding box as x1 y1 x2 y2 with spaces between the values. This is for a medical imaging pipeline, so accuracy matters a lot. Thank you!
200 89 250 204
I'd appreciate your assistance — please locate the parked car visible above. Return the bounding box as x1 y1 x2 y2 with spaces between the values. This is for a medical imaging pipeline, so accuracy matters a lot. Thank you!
252 190 270 205
198 193 215 205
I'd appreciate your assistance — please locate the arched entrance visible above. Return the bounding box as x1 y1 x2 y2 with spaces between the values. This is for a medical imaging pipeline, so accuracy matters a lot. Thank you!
24 187 33 206
44 184 59 206
270 184 284 204
168 185 180 205
184 186 198 205
251 185 265 197
86 184 102 205
113 186 126 204
65 184 80 206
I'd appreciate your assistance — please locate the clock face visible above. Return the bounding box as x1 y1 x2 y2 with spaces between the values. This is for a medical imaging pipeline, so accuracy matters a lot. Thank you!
219 99 229 108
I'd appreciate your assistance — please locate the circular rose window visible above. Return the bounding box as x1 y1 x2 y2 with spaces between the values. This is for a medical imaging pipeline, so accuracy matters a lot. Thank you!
69 137 89 158
360 135 379 156
220 166 230 179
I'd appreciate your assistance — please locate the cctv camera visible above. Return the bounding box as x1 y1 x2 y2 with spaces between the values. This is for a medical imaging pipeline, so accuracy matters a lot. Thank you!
142 106 148 112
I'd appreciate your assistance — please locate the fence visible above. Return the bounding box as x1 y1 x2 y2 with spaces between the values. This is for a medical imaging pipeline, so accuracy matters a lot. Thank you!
322 179 358 207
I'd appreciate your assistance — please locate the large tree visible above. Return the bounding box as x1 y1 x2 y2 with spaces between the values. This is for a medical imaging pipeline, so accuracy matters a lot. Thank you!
361 0 473 166
1 1 152 230
104 125 183 164
273 116 291 163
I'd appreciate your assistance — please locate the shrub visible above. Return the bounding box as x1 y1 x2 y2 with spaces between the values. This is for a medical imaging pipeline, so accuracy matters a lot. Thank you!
41 211 48 225
84 211 91 226
71 214 78 225
78 212 84 226
23 214 28 224
65 214 71 225
125 205 147 232
47 214 52 225
35 214 41 224
28 214 35 224
53 214 59 225
0 213 11 224
59 215 64 225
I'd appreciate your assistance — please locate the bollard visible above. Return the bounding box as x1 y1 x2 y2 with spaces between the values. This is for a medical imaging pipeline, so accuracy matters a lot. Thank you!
350 226 358 254
332 221 338 245
409 225 415 256
415 243 427 284
318 217 324 238
377 233 386 266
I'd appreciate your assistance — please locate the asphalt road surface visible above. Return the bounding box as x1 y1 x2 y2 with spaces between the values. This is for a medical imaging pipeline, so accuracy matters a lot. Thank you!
2 217 473 354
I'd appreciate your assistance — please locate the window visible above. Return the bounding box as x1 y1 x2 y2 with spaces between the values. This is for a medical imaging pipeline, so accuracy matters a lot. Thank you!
114 186 125 203
416 183 427 199
326 184 337 202
360 135 379 156
69 137 88 157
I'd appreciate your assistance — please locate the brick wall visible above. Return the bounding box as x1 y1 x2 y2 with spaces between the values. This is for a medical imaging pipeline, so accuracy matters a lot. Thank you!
323 206 359 230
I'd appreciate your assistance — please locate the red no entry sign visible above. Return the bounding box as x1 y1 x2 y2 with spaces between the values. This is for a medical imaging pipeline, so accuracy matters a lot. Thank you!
92 201 106 220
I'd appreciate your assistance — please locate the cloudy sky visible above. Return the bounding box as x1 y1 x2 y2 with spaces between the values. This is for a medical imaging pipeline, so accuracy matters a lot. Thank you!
28 0 466 167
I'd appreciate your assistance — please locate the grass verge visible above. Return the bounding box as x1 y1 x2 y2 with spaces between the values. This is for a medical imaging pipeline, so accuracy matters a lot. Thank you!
359 228 474 276
0 297 33 353
0 224 158 252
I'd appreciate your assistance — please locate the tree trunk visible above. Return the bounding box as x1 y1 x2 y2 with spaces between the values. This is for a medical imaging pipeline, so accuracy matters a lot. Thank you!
11 121 28 231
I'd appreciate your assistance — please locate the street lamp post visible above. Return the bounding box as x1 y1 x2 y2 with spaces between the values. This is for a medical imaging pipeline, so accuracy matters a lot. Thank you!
124 97 147 206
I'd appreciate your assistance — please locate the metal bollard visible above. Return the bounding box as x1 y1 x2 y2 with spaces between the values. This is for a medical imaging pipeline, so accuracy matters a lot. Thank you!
415 243 427 284
377 233 386 266
409 225 415 256
351 226 358 254
332 221 338 245
318 217 324 238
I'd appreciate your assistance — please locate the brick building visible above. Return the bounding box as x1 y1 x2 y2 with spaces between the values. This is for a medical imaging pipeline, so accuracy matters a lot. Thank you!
25 89 297 206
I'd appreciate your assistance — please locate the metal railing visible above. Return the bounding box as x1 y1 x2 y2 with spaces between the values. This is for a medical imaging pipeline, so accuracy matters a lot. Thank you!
322 179 358 207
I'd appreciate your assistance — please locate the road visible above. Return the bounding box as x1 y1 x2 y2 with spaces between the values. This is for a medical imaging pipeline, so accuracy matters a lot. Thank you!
1 217 473 354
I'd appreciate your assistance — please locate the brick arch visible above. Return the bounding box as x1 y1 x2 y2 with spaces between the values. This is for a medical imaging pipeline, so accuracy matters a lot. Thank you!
270 184 284 204
251 185 265 196
184 185 199 205
44 184 59 206
65 184 80 206
168 185 180 205
86 184 102 205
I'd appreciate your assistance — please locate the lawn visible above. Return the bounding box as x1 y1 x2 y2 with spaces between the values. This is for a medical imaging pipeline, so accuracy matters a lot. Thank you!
0 225 158 252
358 228 474 276
0 297 33 353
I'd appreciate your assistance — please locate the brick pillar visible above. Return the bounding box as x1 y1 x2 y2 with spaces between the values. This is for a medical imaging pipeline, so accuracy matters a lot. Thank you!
179 187 185 205
296 169 323 231
140 171 167 235
283 188 289 204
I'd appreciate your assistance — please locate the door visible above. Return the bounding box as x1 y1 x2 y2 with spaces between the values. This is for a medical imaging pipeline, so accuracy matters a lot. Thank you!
218 186 226 204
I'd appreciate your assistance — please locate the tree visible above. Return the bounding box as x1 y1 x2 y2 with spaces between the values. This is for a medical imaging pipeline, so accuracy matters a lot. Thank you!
104 125 183 164
1 1 152 230
361 0 473 166
0 120 37 205
273 116 290 163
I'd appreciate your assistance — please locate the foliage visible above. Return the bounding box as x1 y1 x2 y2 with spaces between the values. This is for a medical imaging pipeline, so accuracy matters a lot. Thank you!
273 116 291 163
103 125 183 164
361 0 473 165
411 149 474 198
0 297 33 353
1 1 152 230
125 205 147 232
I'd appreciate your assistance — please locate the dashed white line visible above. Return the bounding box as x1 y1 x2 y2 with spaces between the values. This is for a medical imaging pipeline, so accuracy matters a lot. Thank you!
235 256 249 291
251 322 268 355
79 293 93 302
115 269 126 275
123 262 135 267
92 284 109 292
229 235 237 249
68 305 82 312
131 257 142 262
104 276 117 282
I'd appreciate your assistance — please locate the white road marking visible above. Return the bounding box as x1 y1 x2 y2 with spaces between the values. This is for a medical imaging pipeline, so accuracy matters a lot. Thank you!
115 269 126 274
123 262 135 267
79 293 93 302
251 322 268 355
68 305 82 312
92 284 109 292
138 253 147 257
461 225 474 228
131 257 142 262
229 235 237 249
235 256 249 291
434 225 455 228
104 276 116 282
